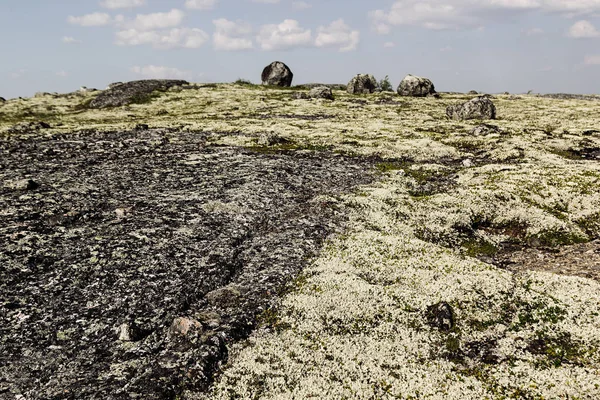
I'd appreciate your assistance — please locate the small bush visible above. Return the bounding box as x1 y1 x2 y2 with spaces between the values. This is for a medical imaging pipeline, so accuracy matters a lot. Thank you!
378 75 394 92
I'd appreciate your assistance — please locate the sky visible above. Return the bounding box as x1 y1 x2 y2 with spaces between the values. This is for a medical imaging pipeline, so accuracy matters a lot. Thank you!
1 0 600 98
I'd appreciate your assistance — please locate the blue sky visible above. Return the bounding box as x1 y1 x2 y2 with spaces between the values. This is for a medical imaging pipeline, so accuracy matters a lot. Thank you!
1 0 600 98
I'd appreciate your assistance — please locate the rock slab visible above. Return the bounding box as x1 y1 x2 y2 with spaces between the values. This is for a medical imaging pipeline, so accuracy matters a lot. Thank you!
88 79 189 109
446 96 497 120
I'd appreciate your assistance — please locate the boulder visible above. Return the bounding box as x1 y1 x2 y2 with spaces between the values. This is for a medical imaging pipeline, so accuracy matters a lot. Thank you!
426 301 454 332
470 124 501 136
468 90 479 95
397 74 436 97
0 97 5 102
446 96 496 120
261 61 293 87
346 74 377 94
89 79 189 109
309 86 334 100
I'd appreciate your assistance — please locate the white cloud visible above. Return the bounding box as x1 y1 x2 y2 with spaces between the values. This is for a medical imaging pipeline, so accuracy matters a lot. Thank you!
129 9 185 31
100 0 146 9
62 36 82 44
524 27 544 35
131 65 194 80
252 0 280 3
315 19 360 52
56 70 69 78
213 19 254 50
67 12 112 27
116 27 208 48
11 69 26 79
256 19 312 51
185 0 218 10
292 1 312 10
568 20 600 38
584 54 600 65
369 0 600 33
383 41 395 48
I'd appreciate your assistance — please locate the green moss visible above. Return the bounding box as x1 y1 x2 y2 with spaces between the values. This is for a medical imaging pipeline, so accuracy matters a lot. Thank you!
461 239 499 257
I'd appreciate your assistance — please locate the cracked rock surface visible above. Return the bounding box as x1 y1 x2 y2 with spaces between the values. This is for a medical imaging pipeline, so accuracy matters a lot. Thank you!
0 128 375 399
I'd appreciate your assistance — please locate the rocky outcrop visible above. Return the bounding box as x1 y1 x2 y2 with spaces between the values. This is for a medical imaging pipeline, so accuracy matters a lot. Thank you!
261 61 293 87
446 96 496 120
309 86 334 100
347 74 377 94
397 74 436 97
88 79 189 109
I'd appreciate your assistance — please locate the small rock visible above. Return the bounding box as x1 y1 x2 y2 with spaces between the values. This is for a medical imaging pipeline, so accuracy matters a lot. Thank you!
426 301 455 331
156 109 169 115
134 123 149 131
503 91 510 95
8 179 39 191
347 74 377 94
261 61 293 87
308 86 334 100
257 133 292 147
397 74 436 97
118 323 134 341
471 124 501 136
7 121 51 133
114 208 132 219
446 96 496 120
291 92 310 100
205 286 242 307
468 90 479 95
170 317 203 336
462 159 474 167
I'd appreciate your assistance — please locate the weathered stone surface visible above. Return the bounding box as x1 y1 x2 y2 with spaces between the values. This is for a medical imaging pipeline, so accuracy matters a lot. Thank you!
107 82 123 90
397 74 436 97
446 96 496 120
346 74 377 94
426 302 455 331
308 86 334 100
0 128 376 399
261 61 293 87
89 79 189 108
471 124 502 136
6 121 50 133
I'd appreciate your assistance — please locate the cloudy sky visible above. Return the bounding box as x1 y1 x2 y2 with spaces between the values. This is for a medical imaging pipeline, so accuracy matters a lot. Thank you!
1 0 600 98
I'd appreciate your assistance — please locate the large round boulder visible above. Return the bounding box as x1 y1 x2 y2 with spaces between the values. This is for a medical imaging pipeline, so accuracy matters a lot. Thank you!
446 96 496 120
397 74 436 97
261 61 293 87
346 74 377 94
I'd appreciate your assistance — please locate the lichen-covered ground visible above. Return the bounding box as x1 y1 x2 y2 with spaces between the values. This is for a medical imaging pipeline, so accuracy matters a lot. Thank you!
1 84 599 399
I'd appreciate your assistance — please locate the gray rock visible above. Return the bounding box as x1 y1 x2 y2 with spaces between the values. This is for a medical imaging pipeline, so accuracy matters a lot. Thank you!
468 90 479 95
346 74 377 94
257 133 292 146
308 86 334 100
89 79 189 109
397 74 436 97
7 121 51 133
261 61 293 87
0 97 5 102
426 301 454 331
291 92 310 100
295 83 346 91
446 96 496 120
471 124 502 136
6 179 39 191
169 317 203 337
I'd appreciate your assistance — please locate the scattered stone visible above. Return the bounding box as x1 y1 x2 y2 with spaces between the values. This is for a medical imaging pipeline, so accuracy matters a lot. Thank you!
7 179 39 191
446 96 496 120
7 121 51 133
295 83 346 91
308 86 334 100
79 86 97 93
117 323 134 341
291 92 310 100
426 302 455 331
257 133 293 147
205 286 242 307
156 109 169 116
114 208 132 219
468 90 479 95
397 74 436 97
503 91 510 95
346 74 377 94
170 317 203 336
471 124 502 136
89 79 189 109
261 61 294 87
34 92 51 98
462 159 474 167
